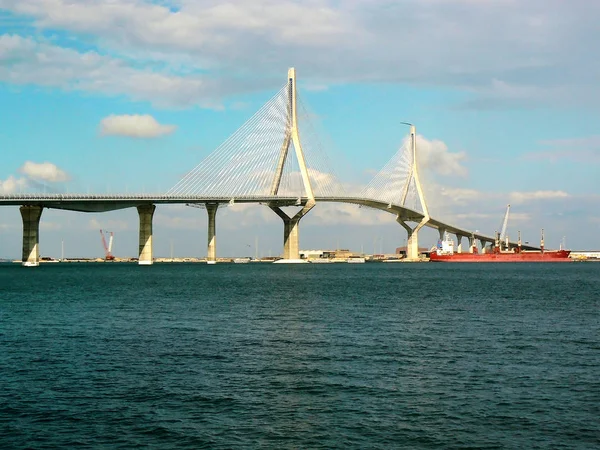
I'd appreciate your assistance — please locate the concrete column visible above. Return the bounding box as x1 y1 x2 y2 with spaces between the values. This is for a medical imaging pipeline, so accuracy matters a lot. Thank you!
282 218 300 259
479 239 487 254
271 203 313 260
206 203 217 263
439 228 446 241
137 204 156 265
397 218 425 260
456 234 463 253
406 228 419 260
281 218 290 259
20 205 43 267
276 216 300 259
468 235 476 253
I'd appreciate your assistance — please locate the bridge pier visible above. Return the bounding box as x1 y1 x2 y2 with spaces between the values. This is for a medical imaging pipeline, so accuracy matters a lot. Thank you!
397 216 429 260
20 205 43 267
438 228 446 242
478 239 487 253
468 235 476 253
271 203 314 260
137 204 155 265
456 234 464 253
206 203 218 264
284 218 299 259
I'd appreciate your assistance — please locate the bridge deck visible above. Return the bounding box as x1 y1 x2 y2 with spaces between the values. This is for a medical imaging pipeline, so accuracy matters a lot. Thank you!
0 194 539 250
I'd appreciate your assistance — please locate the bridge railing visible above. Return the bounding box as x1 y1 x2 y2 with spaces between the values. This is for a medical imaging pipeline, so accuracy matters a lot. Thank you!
0 193 314 201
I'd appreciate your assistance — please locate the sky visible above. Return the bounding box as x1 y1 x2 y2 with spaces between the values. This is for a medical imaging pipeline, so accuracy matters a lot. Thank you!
1 0 599 259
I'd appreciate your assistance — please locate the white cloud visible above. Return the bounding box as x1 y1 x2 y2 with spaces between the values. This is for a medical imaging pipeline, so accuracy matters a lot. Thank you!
310 202 394 226
423 184 494 227
524 136 600 163
40 221 62 231
509 190 569 204
417 135 468 177
437 187 482 204
223 204 279 228
0 0 598 108
88 217 130 231
507 213 533 223
0 35 227 108
453 212 496 221
0 0 353 51
0 175 27 194
306 168 346 195
19 161 69 182
100 114 176 138
154 213 204 230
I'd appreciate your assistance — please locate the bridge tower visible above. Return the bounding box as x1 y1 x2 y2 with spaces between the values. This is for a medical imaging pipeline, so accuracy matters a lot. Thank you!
137 204 156 265
20 205 43 267
269 67 315 260
395 124 430 260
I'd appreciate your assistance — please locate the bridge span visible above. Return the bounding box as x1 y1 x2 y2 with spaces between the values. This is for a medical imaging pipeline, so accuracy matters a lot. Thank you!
0 193 535 266
0 68 518 266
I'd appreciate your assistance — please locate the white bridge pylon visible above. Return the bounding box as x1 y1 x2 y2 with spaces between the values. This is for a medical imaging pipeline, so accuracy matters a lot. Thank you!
269 68 315 261
167 70 340 200
168 67 335 262
397 125 430 260
359 124 431 259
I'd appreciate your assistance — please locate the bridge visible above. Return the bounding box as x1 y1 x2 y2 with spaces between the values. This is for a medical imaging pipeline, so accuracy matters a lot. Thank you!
0 68 529 266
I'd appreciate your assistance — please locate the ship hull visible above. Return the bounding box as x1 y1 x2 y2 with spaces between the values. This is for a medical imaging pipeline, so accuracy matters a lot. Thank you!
430 250 572 262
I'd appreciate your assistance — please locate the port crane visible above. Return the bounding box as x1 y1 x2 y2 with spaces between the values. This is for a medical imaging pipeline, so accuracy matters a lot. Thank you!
99 229 115 260
499 204 510 250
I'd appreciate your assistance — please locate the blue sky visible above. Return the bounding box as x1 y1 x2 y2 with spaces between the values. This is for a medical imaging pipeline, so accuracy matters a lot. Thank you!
1 0 599 259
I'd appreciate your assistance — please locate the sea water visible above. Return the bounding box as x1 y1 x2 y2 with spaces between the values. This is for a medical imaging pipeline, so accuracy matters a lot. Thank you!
1 262 599 448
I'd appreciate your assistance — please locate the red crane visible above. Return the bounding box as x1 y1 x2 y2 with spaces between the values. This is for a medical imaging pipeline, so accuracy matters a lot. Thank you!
99 229 115 260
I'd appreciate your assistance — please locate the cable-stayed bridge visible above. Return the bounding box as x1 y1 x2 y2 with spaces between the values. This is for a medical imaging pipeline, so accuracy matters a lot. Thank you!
0 68 525 266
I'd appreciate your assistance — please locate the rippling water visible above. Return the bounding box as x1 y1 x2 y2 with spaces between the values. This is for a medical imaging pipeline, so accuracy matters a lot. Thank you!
1 262 599 448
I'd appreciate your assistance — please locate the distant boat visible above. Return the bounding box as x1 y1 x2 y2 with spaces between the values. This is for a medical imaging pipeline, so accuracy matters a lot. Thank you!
347 257 366 263
273 259 309 264
40 257 60 263
309 258 333 264
233 257 251 264
430 231 571 263
21 261 38 267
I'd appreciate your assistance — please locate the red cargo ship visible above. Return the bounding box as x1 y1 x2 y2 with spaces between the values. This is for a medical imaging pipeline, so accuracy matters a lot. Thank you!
429 230 571 263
